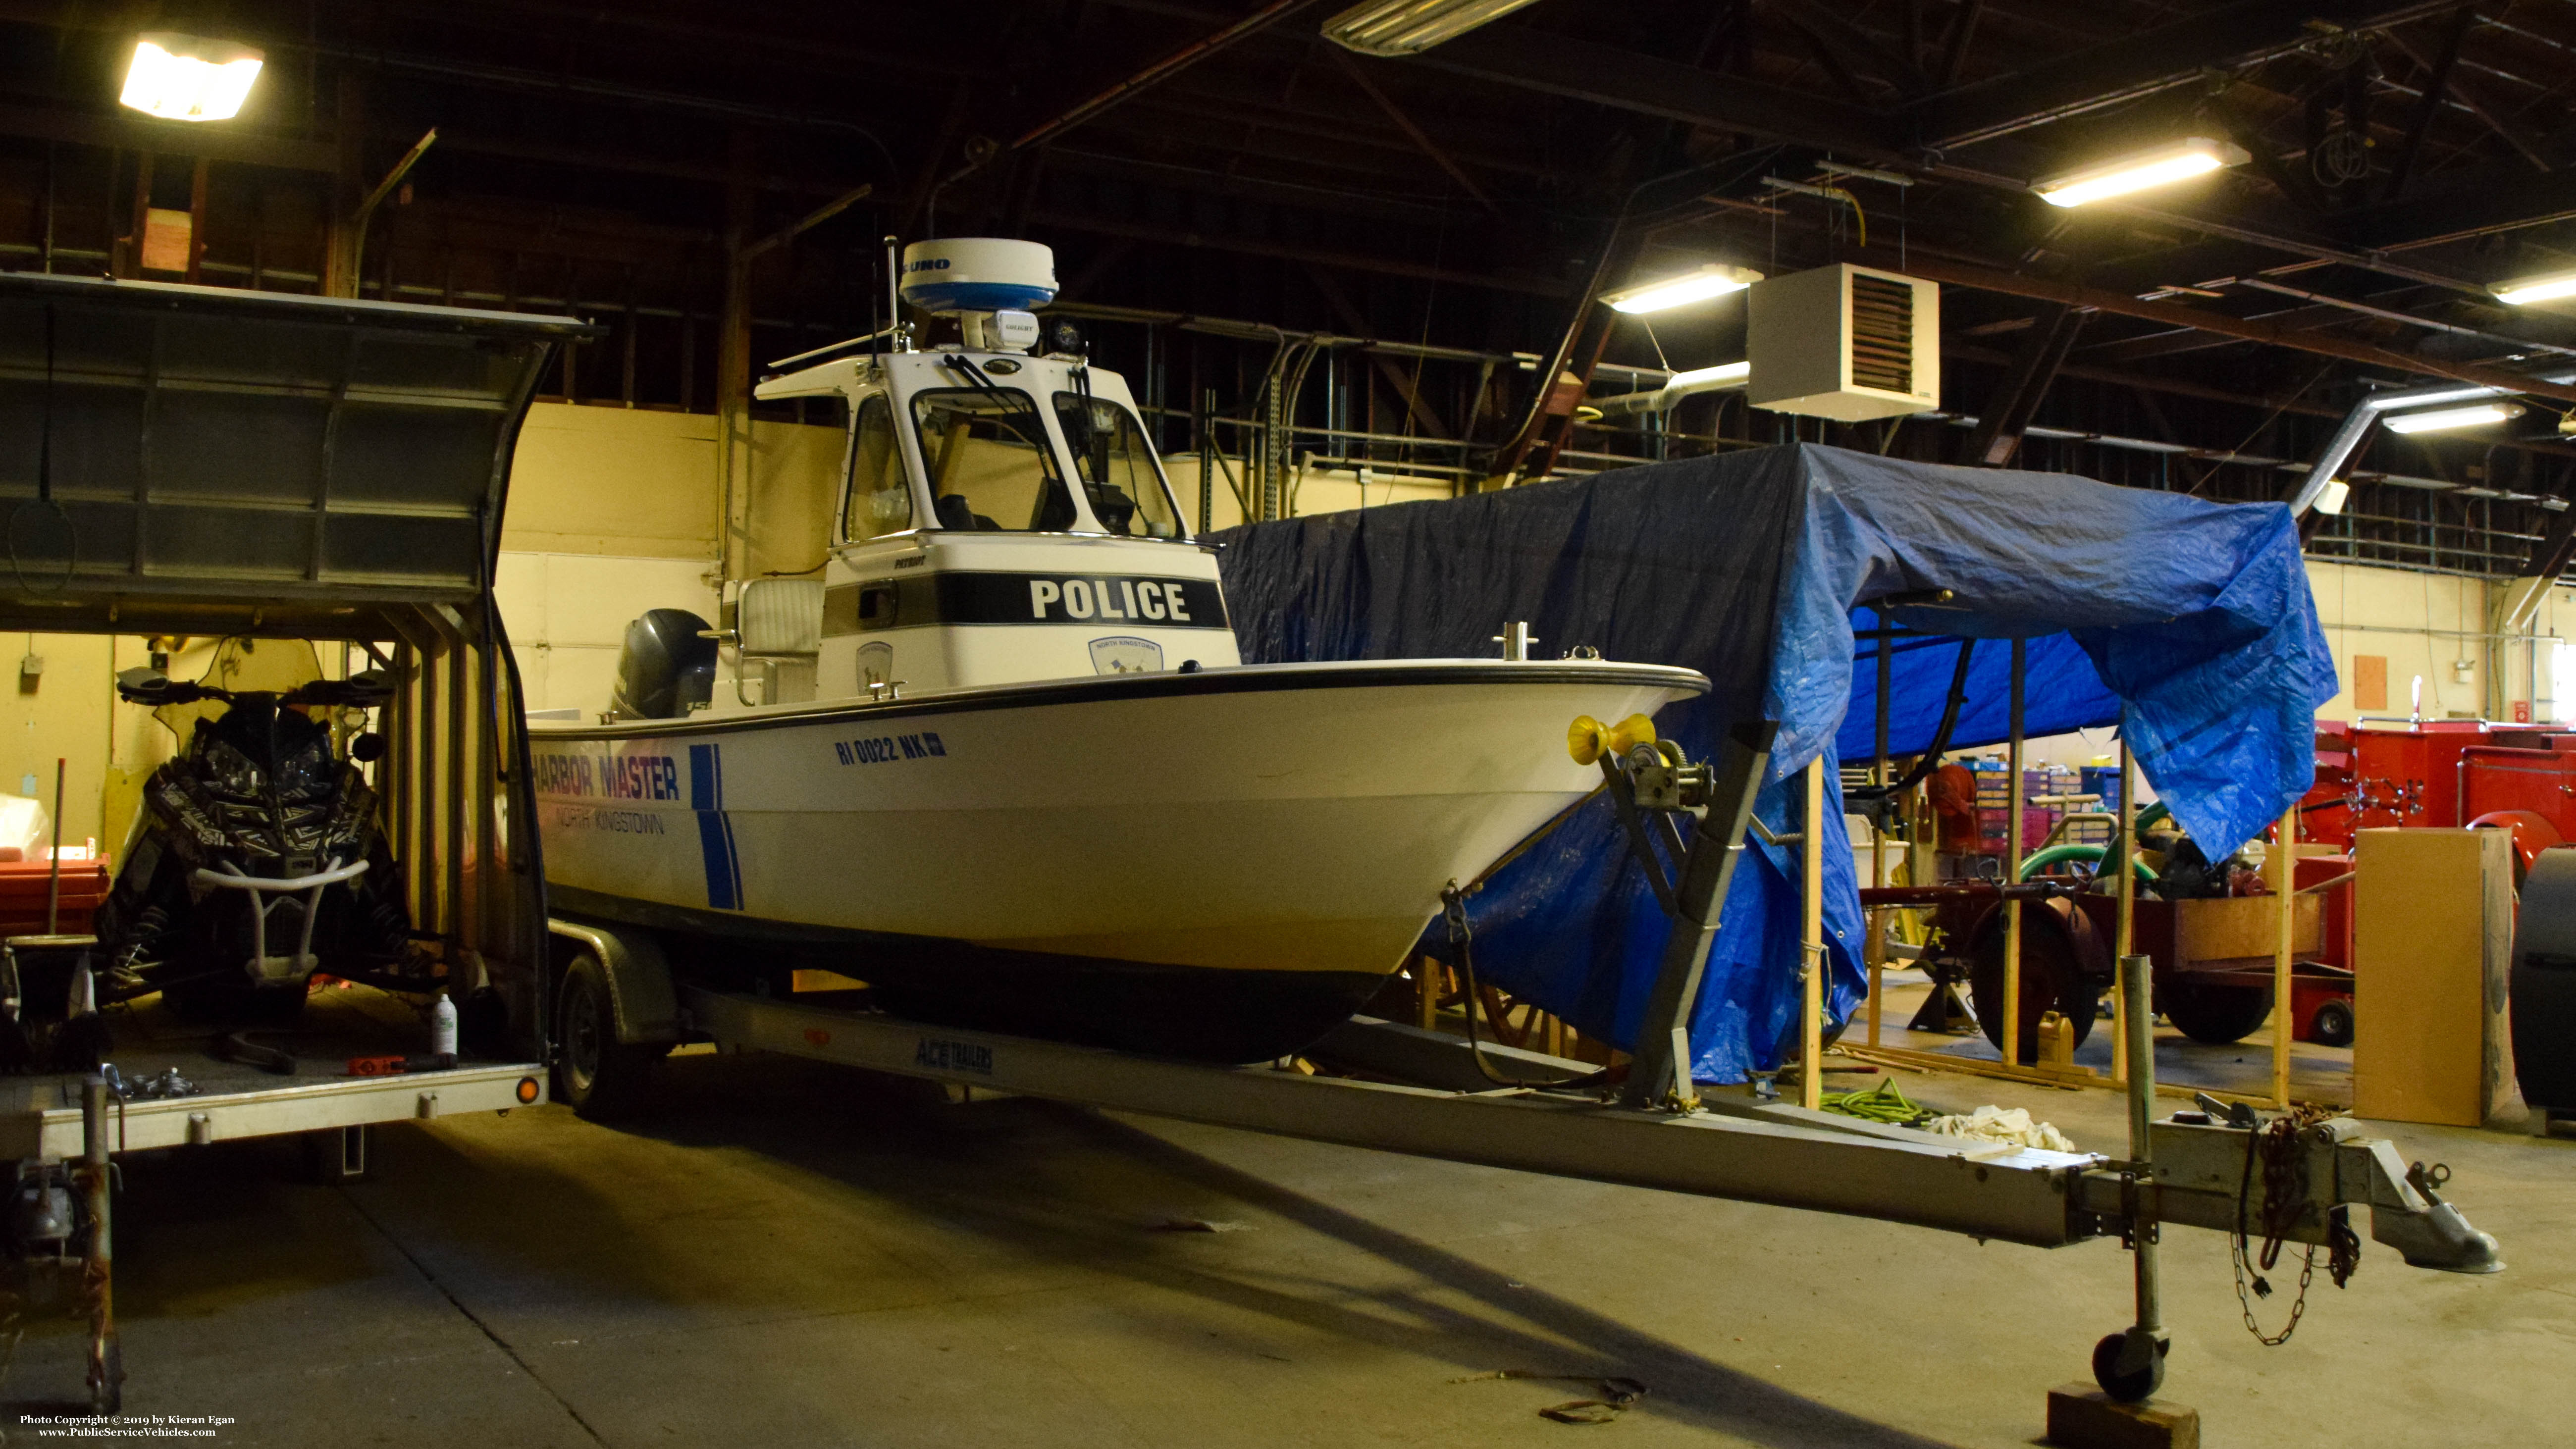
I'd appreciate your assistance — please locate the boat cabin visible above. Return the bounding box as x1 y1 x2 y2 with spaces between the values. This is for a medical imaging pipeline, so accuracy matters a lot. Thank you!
721 342 1238 712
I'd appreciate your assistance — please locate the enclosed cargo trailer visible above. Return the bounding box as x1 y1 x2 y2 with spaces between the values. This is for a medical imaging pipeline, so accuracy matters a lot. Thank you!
0 271 591 1409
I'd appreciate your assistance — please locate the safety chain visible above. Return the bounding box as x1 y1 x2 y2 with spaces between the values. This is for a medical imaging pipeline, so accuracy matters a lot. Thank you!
1440 880 1524 1090
2230 1103 2360 1346
1439 880 1608 1094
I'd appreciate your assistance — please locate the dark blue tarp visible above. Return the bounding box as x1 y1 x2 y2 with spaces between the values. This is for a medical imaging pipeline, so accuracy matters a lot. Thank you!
1834 623 2119 761
1215 443 2336 1083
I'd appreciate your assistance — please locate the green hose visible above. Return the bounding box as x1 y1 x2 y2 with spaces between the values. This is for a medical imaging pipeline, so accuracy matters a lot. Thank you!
2016 842 2158 882
1820 1077 1934 1126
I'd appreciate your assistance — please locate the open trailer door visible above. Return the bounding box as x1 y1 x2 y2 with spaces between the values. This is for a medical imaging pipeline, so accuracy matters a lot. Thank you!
0 272 592 1059
0 272 594 1411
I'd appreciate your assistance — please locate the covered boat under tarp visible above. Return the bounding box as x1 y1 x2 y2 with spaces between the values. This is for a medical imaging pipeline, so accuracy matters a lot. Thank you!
1214 442 2338 1084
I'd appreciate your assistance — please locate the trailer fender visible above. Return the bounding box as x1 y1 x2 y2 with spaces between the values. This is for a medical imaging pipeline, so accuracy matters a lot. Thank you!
546 919 681 1045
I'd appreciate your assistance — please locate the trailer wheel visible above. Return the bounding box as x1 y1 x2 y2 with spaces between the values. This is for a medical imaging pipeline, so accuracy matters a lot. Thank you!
1966 898 2103 1064
2159 979 2273 1045
2309 998 2355 1050
554 952 662 1121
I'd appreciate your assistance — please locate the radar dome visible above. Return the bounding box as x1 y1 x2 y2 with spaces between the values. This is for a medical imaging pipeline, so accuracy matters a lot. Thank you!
899 238 1057 314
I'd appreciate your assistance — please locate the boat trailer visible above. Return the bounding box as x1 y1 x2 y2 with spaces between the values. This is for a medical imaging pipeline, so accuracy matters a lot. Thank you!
566 954 2501 1407
557 714 2502 1406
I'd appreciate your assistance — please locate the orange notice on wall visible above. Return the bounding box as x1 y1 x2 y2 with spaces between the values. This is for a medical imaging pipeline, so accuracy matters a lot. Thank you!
2352 654 2388 713
140 207 192 274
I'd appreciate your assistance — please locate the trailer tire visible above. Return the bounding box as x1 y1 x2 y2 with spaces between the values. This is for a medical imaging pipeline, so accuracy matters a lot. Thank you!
2309 997 2355 1050
2159 979 2273 1045
1966 898 2103 1064
555 951 663 1121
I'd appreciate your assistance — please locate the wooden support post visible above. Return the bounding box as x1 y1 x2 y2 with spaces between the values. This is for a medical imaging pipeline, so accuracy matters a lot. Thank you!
622 264 640 408
122 149 151 280
184 156 209 284
715 127 757 585
1868 606 1891 1047
322 73 366 298
2002 639 2026 1066
1802 757 1825 1110
1866 926 1885 1049
2274 804 2297 1108
2113 728 2137 1085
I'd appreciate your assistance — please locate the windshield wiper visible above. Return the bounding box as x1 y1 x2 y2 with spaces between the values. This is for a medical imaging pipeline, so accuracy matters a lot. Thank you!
941 354 1019 412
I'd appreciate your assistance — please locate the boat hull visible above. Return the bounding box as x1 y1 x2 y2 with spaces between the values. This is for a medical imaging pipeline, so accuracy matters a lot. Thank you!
531 661 1704 1060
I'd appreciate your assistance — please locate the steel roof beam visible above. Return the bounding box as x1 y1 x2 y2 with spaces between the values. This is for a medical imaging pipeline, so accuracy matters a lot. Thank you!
1911 0 2460 151
1023 206 1572 296
2339 160 2576 253
0 100 334 174
2382 23 2556 172
1406 25 1894 159
1856 245 2576 405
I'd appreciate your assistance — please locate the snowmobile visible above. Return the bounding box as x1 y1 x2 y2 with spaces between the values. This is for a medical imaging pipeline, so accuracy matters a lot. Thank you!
93 664 417 1021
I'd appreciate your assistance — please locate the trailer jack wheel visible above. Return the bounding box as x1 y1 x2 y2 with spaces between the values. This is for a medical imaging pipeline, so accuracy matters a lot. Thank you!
2090 1327 2166 1403
87 1334 121 1415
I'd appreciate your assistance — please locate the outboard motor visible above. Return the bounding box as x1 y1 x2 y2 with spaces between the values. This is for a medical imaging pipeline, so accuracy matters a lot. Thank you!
610 610 718 720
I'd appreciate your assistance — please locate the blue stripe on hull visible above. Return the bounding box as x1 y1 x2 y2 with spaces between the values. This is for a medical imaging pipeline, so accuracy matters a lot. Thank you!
687 742 743 910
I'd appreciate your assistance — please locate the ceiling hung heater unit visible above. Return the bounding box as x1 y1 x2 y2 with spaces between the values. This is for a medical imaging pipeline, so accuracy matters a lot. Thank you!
1745 263 1939 421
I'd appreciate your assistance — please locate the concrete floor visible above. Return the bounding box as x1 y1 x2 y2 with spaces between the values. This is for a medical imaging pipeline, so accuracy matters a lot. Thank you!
1 1034 2568 1448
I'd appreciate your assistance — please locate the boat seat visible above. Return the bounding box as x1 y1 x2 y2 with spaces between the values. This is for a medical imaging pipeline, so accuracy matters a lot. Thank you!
737 578 823 656
935 494 999 531
735 578 823 705
1087 483 1139 533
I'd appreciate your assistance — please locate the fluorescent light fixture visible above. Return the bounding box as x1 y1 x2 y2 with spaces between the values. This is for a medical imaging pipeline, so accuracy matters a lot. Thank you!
2383 403 2524 434
120 32 263 122
1602 263 1764 315
2380 383 2509 409
1668 361 1749 388
2034 137 2249 208
2492 269 2576 306
1323 0 1548 56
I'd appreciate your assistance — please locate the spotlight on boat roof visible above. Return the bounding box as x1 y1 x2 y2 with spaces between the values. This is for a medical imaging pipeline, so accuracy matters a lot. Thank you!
1602 264 1764 315
2383 402 2524 435
1324 0 1549 56
2492 268 2576 306
120 32 263 122
2034 137 2248 208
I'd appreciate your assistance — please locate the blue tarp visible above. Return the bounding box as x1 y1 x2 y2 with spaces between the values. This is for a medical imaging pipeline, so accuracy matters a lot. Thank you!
1834 624 2118 761
1215 443 2337 1083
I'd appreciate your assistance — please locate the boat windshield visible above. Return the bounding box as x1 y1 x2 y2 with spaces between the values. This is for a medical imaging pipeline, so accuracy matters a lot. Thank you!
1053 392 1182 539
911 386 1077 532
842 395 914 542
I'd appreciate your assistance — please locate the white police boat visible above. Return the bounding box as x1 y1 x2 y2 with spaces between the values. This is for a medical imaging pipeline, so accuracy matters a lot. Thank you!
528 239 1705 1061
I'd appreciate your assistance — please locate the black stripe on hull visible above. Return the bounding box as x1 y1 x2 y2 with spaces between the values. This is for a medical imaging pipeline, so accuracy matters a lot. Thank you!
532 659 1706 741
550 884 1388 1064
